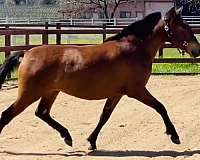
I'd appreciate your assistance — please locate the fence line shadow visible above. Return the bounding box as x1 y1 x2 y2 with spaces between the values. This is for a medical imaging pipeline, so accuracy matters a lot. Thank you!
0 150 87 157
88 149 200 158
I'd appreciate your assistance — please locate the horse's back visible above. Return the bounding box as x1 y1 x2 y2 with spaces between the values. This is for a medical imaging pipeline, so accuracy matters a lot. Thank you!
20 42 121 77
17 44 127 99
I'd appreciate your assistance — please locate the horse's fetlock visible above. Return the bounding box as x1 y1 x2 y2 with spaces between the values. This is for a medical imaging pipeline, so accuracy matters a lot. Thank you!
60 128 70 138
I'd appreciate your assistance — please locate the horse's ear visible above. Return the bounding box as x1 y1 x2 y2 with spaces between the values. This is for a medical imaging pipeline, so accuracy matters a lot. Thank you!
176 6 183 15
165 7 176 20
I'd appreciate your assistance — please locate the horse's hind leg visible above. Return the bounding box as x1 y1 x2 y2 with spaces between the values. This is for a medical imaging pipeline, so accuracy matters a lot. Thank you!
129 87 180 145
0 94 40 134
35 91 73 147
87 95 122 150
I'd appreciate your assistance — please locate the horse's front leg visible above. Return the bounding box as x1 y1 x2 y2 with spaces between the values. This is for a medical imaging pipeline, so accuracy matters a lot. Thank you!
127 87 180 145
88 95 122 150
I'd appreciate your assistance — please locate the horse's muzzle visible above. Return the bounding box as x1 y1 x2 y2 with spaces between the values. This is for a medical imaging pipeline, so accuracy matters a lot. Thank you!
191 48 200 58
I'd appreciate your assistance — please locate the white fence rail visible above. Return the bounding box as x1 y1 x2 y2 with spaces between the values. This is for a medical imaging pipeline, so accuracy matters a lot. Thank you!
0 17 138 26
182 16 200 27
0 16 199 26
59 18 138 26
0 17 60 24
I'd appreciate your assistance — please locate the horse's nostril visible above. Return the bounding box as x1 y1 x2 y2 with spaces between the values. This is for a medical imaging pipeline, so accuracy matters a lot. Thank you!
191 49 200 57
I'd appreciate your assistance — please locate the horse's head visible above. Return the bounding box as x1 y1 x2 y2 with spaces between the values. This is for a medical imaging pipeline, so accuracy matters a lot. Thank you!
164 7 200 57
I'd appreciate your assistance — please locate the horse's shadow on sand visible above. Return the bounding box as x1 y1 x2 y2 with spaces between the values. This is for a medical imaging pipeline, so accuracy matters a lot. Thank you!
1 149 200 158
88 150 200 158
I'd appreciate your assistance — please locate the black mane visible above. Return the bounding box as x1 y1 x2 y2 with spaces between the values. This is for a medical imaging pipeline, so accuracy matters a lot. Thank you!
105 12 162 42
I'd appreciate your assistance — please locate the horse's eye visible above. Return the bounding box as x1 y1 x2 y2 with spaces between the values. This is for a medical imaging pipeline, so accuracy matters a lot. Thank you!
181 25 187 29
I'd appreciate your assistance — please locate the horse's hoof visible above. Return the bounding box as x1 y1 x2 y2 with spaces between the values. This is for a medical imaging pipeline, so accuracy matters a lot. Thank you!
0 125 3 134
64 138 73 147
87 137 97 150
88 144 97 151
171 136 181 144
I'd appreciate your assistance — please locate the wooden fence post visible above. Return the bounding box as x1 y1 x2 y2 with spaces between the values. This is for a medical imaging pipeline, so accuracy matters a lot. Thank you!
5 25 11 57
42 22 49 45
5 25 11 78
56 23 61 45
102 24 106 42
25 33 29 46
159 48 164 58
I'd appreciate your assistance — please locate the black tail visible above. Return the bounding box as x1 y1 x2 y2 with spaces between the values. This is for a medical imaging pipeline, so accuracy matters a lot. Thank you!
0 51 25 89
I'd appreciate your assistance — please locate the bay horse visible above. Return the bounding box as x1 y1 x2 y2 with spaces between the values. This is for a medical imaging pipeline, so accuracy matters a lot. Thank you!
0 7 200 150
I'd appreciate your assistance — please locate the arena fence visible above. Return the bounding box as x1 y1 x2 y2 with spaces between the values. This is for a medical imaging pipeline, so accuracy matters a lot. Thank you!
0 23 200 76
0 16 198 26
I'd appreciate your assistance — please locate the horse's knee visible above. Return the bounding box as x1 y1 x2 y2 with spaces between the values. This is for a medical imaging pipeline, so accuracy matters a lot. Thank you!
35 106 48 119
35 92 58 118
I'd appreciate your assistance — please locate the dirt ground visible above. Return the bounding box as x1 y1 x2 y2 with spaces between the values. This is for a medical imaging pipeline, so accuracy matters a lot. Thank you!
1 76 200 160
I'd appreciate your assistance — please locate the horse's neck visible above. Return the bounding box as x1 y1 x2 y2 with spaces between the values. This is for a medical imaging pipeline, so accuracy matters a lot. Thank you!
144 20 166 61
